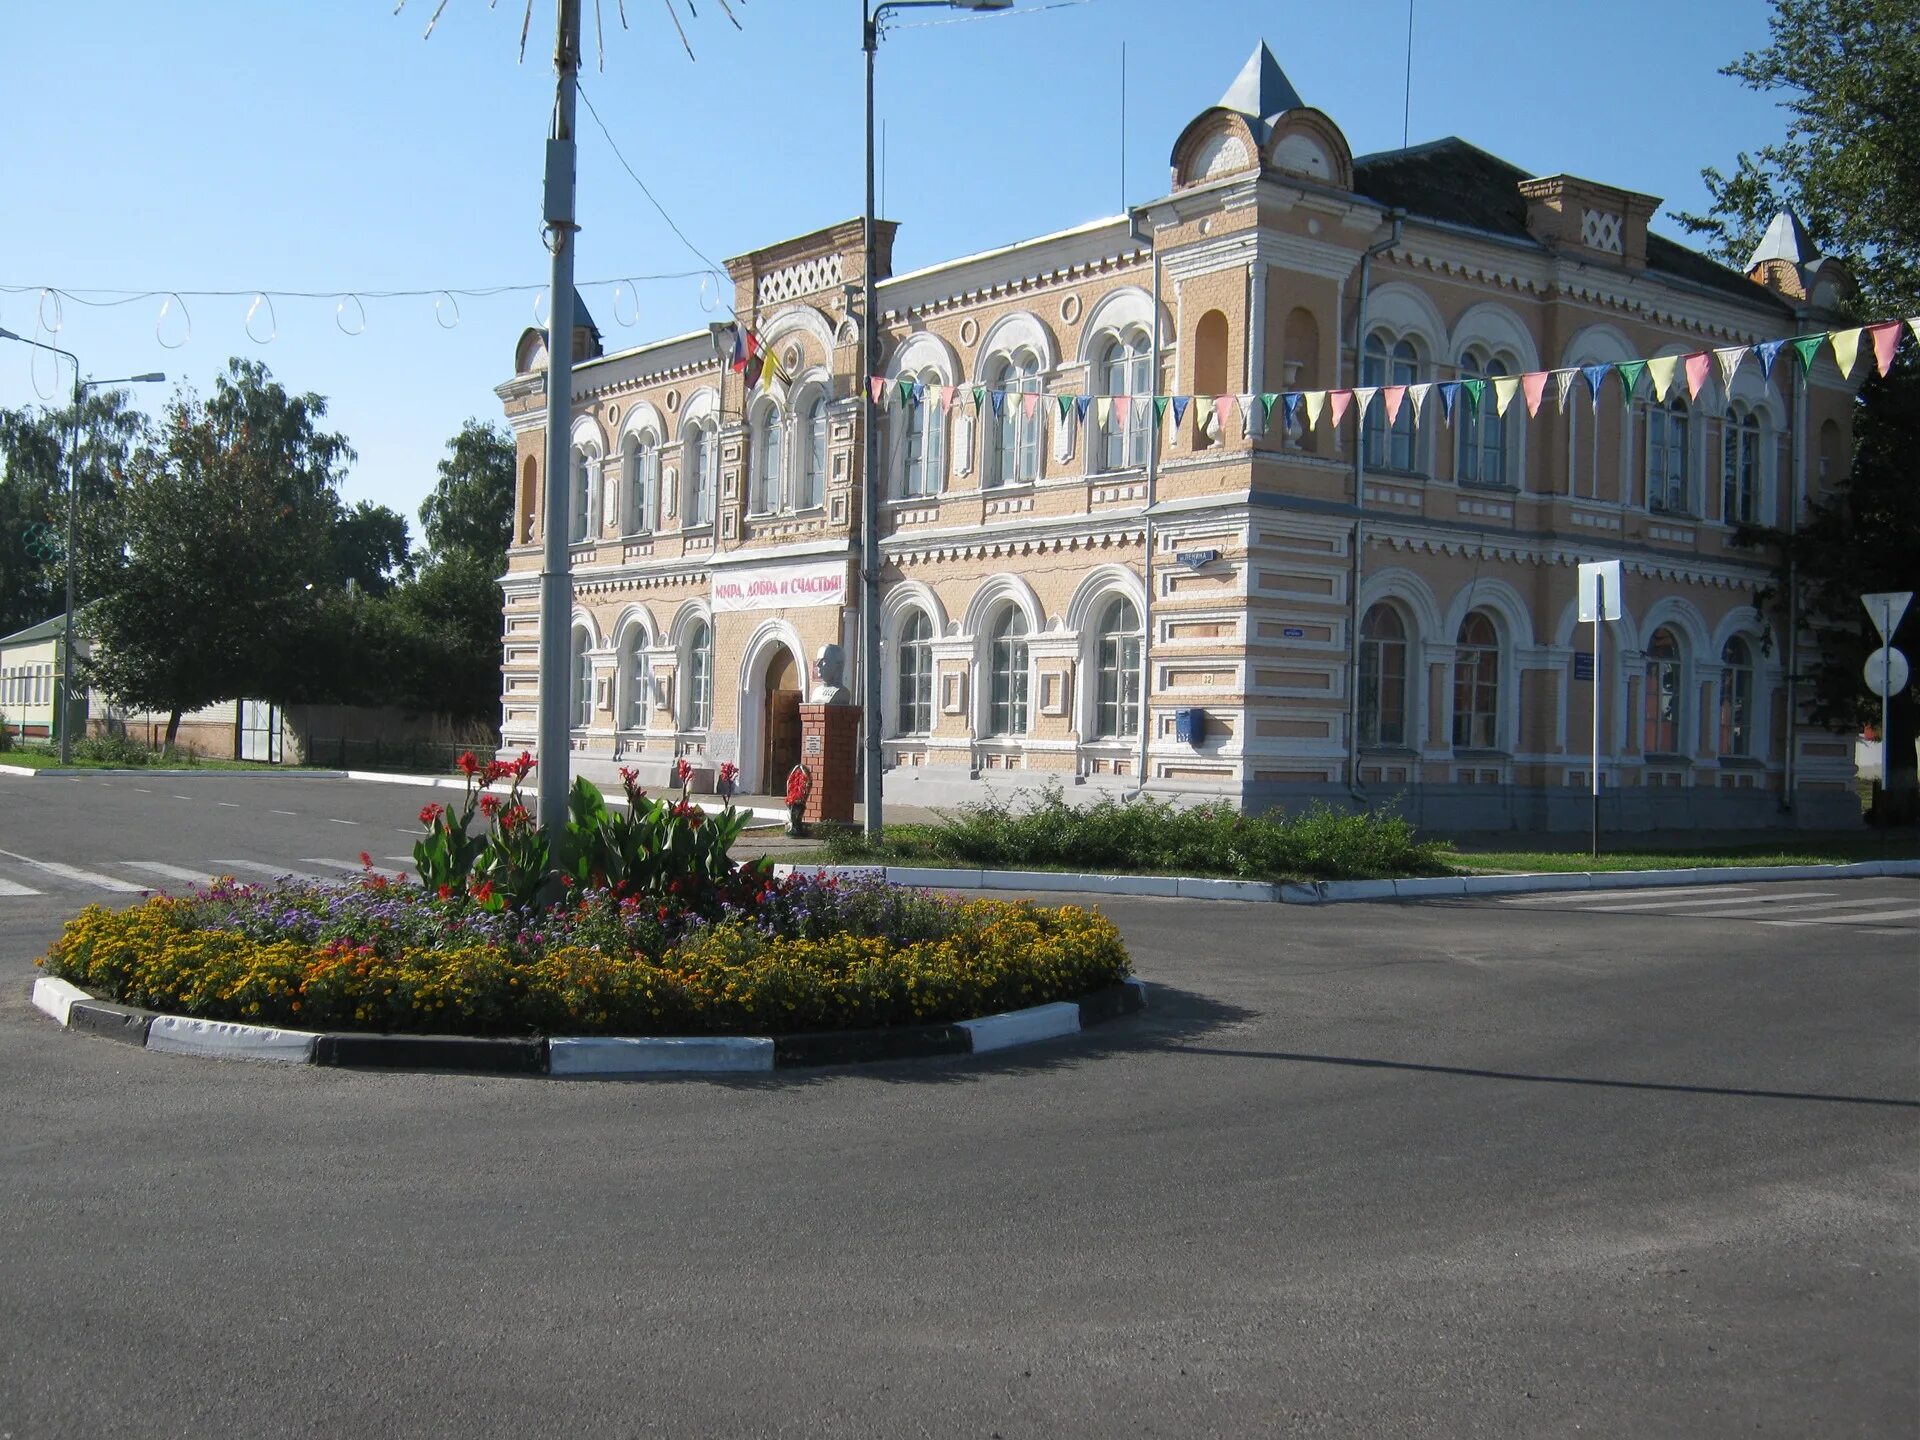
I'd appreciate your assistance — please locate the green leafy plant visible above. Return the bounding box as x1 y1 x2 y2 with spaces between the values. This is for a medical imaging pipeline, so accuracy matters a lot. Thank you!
557 767 771 910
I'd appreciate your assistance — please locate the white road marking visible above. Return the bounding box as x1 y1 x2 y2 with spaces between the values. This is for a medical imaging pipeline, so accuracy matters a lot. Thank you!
124 861 218 887
217 801 240 808
215 858 332 885
172 794 192 801
1579 891 1833 913
0 848 149 893
270 809 296 816
1760 907 1920 928
130 787 152 794
0 877 44 897
1500 883 1765 906
327 818 359 826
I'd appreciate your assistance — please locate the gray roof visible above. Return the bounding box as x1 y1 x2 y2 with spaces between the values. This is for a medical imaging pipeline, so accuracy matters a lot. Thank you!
0 614 67 647
1745 209 1818 271
1217 41 1304 142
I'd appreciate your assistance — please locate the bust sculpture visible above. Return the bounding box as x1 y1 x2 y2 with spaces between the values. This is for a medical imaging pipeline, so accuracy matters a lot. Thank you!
809 642 853 705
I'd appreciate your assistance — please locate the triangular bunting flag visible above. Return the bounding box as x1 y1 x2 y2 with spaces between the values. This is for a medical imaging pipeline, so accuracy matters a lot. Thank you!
911 380 926 407
1112 394 1131 427
1714 345 1746 394
1237 393 1255 431
1352 386 1378 421
1830 327 1864 379
1094 396 1111 428
1281 392 1302 430
1022 391 1040 421
1869 321 1902 376
1790 334 1826 375
1409 383 1430 425
1579 364 1610 413
1172 395 1191 425
897 378 917 407
1303 391 1325 430
971 385 986 411
1075 394 1091 422
1461 379 1485 418
1552 369 1576 415
1520 372 1549 418
1646 355 1680 403
1436 382 1460 425
869 375 886 405
1216 394 1237 434
1492 375 1522 417
989 390 1005 416
1153 395 1171 426
1056 394 1073 424
1755 340 1785 380
1908 317 1920 345
1382 385 1406 426
1329 390 1353 427
1261 393 1281 426
1683 353 1712 402
1615 360 1647 410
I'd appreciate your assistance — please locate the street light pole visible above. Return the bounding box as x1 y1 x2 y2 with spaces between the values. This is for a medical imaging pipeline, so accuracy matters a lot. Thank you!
859 0 1009 837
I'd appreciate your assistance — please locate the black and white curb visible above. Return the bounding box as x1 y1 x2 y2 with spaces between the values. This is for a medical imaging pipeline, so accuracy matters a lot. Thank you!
777 857 1920 904
29 976 1148 1076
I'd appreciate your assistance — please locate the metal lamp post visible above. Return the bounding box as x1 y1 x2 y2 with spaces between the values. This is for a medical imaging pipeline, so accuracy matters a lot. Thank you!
0 325 162 761
859 0 1010 836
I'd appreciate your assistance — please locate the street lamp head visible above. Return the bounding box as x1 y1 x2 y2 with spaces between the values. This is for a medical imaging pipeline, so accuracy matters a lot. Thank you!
0 325 24 343
952 0 1013 8
132 373 167 384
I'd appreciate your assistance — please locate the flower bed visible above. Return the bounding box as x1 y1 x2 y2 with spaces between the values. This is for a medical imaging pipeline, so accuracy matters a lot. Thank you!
40 871 1131 1038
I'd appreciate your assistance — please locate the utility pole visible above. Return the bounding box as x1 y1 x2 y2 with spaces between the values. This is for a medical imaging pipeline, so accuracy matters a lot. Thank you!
536 0 582 827
861 2 884 835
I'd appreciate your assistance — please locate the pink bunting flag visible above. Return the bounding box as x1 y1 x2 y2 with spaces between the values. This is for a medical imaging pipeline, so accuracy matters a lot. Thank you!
1382 386 1406 426
1521 371 1549 418
869 376 886 405
1869 321 1902 376
1214 394 1236 433
1683 352 1712 402
1329 390 1353 427
1022 390 1041 420
1112 394 1132 427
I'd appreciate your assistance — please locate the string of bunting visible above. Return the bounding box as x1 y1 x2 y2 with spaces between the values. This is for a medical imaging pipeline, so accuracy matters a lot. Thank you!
864 316 1920 436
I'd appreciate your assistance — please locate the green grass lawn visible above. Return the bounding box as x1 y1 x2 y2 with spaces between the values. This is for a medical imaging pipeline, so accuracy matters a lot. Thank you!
0 746 292 773
1442 837 1918 873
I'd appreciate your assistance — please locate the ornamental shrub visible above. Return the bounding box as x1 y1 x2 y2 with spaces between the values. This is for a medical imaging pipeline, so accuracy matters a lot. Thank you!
39 871 1130 1037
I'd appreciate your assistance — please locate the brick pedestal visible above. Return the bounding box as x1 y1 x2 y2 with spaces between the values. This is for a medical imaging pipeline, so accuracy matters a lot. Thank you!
798 703 859 825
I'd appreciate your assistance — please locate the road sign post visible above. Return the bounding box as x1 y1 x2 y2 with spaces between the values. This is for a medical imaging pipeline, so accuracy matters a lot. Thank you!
1579 561 1624 859
1862 593 1912 826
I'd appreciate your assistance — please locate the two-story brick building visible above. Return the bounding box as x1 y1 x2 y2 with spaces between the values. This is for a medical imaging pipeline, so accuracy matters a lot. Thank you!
494 42 1865 831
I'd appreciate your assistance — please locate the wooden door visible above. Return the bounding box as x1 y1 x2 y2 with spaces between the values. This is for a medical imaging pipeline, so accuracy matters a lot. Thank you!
765 650 803 790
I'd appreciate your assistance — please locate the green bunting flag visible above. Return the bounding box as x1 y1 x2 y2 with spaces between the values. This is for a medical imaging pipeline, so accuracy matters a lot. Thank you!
1615 360 1647 411
1461 379 1485 418
971 385 985 411
1260 393 1280 425
1790 334 1827 375
1153 395 1171 425
1056 395 1074 424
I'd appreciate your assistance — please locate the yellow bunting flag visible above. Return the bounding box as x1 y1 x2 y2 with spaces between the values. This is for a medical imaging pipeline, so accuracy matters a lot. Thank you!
1492 375 1521 416
1647 355 1680 402
1830 327 1864 380
1304 390 1326 430
1094 396 1112 428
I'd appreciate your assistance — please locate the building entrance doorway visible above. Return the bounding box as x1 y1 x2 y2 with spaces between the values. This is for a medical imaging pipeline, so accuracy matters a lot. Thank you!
763 648 803 793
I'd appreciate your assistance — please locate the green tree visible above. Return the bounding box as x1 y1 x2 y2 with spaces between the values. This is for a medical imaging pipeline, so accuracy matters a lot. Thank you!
385 549 507 722
419 419 515 562
1681 0 1920 823
82 359 353 747
328 498 414 597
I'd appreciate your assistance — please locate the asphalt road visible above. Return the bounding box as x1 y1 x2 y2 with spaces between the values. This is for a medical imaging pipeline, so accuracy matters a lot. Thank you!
1 774 1915 1438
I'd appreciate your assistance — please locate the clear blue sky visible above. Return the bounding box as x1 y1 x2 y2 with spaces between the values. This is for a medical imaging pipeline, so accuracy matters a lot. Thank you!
2 0 1786 534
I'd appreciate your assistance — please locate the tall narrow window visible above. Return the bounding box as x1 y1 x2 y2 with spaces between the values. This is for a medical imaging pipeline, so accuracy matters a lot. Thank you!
622 432 656 534
1363 334 1419 472
751 404 783 514
1643 626 1682 753
1358 603 1408 747
684 422 716 527
1720 636 1753 757
897 610 933 734
569 447 593 542
1094 597 1142 739
1646 396 1691 512
988 607 1030 735
622 626 651 730
1721 407 1760 524
1451 611 1501 749
1457 351 1510 486
901 373 944 497
570 626 593 729
799 395 827 510
685 619 713 730
987 351 1041 487
1099 331 1152 472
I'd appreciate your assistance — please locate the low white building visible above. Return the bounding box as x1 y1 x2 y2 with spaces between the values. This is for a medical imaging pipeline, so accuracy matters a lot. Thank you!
0 615 84 745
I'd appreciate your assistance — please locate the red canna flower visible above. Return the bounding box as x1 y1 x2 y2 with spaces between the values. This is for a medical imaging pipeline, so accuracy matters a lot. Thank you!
515 751 536 779
437 883 453 900
359 851 374 869
478 793 501 819
419 803 443 826
675 757 693 785
456 750 480 778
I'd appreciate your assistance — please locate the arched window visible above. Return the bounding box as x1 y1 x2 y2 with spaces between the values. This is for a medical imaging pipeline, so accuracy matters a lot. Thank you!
1193 308 1229 448
621 431 657 535
569 446 594 542
987 607 1029 735
1721 407 1761 525
1282 306 1320 451
1643 626 1683 754
684 619 713 730
896 610 933 735
1098 330 1152 472
1363 333 1419 472
1451 611 1500 750
986 350 1041 488
1646 395 1691 513
519 456 538 542
620 625 651 730
900 371 945 498
1456 350 1510 487
798 395 828 510
750 403 784 515
1358 603 1408 747
570 625 593 729
1720 636 1753 757
683 420 717 527
1093 596 1142 739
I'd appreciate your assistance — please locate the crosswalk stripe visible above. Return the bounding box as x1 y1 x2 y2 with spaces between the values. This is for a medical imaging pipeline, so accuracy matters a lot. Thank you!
1580 890 1832 914
0 877 44 897
1760 907 1920 928
0 847 151 893
123 861 219 888
215 858 333 885
1500 883 1764 906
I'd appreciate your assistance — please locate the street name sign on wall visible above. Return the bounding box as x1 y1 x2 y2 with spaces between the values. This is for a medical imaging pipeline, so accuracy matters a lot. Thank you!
1574 652 1595 681
712 558 849 613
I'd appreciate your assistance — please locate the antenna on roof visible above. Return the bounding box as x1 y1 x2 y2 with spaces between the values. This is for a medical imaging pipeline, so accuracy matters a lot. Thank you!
1402 0 1415 148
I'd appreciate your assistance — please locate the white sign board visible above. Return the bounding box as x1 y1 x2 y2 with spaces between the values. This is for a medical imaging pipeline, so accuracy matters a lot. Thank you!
1577 560 1623 623
1864 646 1909 698
711 557 848 613
1863 591 1912 644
